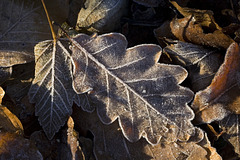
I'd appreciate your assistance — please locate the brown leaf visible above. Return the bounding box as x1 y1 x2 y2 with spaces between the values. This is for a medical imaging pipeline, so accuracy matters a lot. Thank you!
71 33 195 144
170 15 234 49
198 132 222 160
76 0 128 33
72 106 221 160
65 117 85 160
0 86 4 104
192 42 240 123
170 1 221 30
164 41 223 92
0 132 43 159
0 105 23 134
219 114 240 157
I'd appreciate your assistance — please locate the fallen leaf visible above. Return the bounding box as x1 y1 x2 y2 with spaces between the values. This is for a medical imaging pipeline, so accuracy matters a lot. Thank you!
71 33 195 144
166 1 235 49
67 0 84 27
65 117 85 160
170 1 221 30
28 39 75 139
164 41 223 92
198 132 222 160
192 42 240 123
74 93 94 112
72 106 222 160
0 105 23 133
76 0 128 33
170 16 234 49
219 114 240 157
0 52 34 67
0 132 43 159
6 62 34 101
0 103 42 159
0 86 5 104
154 20 177 45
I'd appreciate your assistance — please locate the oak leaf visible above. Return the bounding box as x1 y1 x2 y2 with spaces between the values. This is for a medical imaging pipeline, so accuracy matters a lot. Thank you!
192 42 240 123
76 0 128 33
71 33 195 144
164 41 223 92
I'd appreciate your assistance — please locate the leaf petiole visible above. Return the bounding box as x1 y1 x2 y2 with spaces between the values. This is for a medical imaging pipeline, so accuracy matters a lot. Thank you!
41 0 56 43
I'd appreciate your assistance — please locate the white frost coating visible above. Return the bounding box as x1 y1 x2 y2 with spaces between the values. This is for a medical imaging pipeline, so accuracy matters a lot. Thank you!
72 33 196 145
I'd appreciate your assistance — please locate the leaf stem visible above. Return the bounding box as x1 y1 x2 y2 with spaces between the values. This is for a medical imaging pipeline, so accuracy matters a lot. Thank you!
41 0 56 42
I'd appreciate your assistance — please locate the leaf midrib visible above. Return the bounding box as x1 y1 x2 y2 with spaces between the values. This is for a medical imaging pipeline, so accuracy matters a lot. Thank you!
72 38 174 128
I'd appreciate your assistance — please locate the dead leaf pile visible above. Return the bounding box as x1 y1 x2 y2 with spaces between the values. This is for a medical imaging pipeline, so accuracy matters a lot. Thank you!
1 0 240 159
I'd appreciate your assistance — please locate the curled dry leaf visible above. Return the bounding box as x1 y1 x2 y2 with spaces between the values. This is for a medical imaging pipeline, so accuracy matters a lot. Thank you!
219 114 240 157
170 15 234 49
165 1 234 49
72 107 222 160
192 42 240 123
71 33 195 144
164 41 223 92
170 1 221 30
76 0 128 33
28 39 75 139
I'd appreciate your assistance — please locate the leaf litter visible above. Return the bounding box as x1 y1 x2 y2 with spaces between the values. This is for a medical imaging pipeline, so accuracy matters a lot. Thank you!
192 42 240 124
1 0 240 159
72 105 221 160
